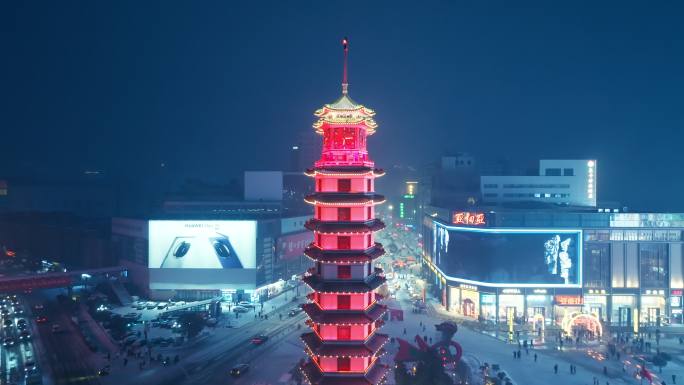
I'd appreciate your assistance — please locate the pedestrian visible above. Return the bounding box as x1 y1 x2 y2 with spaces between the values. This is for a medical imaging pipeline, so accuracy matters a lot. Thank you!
616 352 620 360
534 353 537 362
123 358 128 366
517 349 521 358
403 328 407 335
554 364 558 374
603 366 607 375
673 374 677 384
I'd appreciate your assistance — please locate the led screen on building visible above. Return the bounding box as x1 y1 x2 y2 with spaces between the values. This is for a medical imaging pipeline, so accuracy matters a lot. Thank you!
431 224 582 287
148 220 257 290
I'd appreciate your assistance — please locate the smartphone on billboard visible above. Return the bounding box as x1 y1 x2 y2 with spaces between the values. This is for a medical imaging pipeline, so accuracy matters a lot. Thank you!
161 237 195 268
210 233 243 268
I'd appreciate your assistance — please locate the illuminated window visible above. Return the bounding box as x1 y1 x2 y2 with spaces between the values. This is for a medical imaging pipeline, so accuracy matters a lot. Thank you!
338 179 351 192
337 357 351 371
338 207 351 221
337 265 351 279
337 326 351 340
338 236 351 249
337 295 351 310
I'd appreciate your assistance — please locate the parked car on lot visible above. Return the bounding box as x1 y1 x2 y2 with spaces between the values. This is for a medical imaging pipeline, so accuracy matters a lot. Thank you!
156 302 168 310
146 302 158 309
237 301 255 308
230 363 249 377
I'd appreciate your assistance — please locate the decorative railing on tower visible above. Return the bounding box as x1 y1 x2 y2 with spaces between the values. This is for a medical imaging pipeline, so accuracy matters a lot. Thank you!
300 38 389 385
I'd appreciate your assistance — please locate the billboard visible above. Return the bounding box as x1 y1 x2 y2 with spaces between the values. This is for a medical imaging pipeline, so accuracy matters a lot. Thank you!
431 223 582 287
148 221 257 290
277 231 312 260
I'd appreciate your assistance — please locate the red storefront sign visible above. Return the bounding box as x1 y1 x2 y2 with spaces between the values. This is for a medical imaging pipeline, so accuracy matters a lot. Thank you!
452 212 486 226
277 231 313 260
555 295 583 306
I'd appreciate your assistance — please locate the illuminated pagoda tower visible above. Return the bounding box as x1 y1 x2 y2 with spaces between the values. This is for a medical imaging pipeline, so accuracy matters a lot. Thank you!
301 38 389 385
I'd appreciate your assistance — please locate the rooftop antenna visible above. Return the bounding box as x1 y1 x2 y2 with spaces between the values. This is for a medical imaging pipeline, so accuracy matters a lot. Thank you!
342 37 349 94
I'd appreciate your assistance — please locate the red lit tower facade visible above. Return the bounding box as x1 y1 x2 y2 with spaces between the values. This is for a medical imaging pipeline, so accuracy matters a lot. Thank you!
301 39 389 385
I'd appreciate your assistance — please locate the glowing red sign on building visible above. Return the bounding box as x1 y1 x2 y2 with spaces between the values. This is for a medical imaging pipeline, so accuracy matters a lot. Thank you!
555 295 583 306
452 212 486 226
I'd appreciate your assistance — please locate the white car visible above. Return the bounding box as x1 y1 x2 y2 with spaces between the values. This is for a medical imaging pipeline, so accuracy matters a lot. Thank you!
237 301 255 308
232 306 249 313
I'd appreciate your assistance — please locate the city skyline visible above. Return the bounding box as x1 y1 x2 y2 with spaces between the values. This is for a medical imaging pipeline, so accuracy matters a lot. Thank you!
2 1 684 210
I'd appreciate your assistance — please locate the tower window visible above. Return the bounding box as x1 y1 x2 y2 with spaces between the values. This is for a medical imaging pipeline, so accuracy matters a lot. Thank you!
338 207 351 221
337 357 351 371
337 295 351 310
338 236 351 249
337 265 351 279
337 326 351 340
338 179 351 192
367 179 371 192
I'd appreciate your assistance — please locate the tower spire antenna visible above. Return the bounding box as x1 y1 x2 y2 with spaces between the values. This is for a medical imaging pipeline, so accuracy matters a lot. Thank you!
342 37 349 94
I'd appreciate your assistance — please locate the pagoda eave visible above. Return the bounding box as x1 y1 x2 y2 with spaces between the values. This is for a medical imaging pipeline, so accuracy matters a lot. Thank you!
304 192 385 205
305 219 385 233
304 244 385 264
304 167 385 178
302 274 386 293
301 361 390 385
301 302 387 325
301 332 389 357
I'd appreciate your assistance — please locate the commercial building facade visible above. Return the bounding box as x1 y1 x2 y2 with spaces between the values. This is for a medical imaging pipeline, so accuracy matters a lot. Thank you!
422 209 684 330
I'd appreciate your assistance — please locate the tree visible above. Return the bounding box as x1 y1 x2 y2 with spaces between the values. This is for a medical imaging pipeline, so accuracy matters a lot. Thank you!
651 352 670 373
178 312 206 338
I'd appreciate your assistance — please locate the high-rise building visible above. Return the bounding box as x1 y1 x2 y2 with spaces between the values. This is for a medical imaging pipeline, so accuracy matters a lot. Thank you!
300 39 389 385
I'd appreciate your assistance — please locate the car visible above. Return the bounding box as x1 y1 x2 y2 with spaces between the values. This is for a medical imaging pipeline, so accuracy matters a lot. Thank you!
1 308 9 316
146 302 157 310
230 363 250 377
13 306 24 314
250 335 268 345
232 306 249 313
288 308 303 317
19 330 31 341
18 322 28 331
3 318 13 327
3 337 15 346
35 316 48 323
156 302 168 310
97 366 110 376
24 361 37 372
51 324 62 333
237 301 255 308
33 304 44 311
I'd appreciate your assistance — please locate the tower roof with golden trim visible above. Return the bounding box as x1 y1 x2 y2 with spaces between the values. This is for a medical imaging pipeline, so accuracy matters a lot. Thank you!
313 93 377 135
312 38 378 135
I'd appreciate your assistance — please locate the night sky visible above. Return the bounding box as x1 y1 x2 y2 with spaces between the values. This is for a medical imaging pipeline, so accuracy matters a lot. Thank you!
1 1 683 210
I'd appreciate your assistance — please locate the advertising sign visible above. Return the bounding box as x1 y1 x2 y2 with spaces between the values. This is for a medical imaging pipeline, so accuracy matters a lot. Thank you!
148 221 257 290
431 223 582 287
277 231 312 260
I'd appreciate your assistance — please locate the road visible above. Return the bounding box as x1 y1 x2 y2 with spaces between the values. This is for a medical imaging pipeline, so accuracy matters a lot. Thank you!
101 299 307 385
26 293 102 385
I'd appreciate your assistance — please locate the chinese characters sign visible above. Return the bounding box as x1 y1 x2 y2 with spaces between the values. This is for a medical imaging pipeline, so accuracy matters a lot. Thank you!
555 295 583 306
452 212 486 226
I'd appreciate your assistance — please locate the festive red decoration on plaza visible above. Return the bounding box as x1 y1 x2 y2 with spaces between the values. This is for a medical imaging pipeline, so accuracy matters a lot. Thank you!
300 38 389 385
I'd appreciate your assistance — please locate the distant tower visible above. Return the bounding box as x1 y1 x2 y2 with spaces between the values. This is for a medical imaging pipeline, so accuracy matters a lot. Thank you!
301 38 389 385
